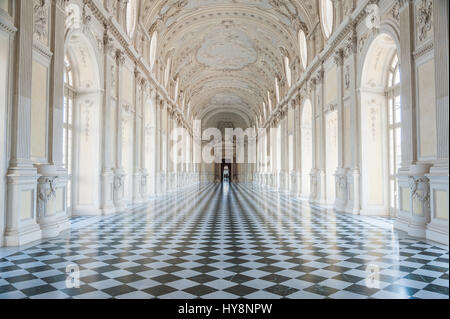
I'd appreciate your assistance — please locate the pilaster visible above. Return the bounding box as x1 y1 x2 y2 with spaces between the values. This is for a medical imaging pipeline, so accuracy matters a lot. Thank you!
5 0 42 246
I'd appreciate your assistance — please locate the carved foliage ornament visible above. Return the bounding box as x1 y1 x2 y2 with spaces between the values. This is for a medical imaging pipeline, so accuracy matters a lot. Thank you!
408 176 430 208
37 176 58 217
34 0 49 44
113 174 125 191
417 0 433 42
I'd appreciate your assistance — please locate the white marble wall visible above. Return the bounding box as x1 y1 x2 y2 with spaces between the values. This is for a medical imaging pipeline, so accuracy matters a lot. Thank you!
0 0 198 247
253 0 449 245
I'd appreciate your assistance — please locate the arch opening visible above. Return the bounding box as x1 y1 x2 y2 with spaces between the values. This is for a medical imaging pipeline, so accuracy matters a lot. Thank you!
360 33 400 216
64 30 102 215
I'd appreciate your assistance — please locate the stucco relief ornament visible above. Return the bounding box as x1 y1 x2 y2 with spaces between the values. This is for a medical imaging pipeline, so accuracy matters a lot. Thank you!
333 49 344 66
392 2 400 21
34 0 49 43
37 177 57 217
417 0 433 42
81 3 92 32
338 175 347 189
365 3 380 34
344 65 350 90
290 171 297 185
107 0 118 16
113 174 125 191
141 173 147 189
409 176 431 209
310 174 317 194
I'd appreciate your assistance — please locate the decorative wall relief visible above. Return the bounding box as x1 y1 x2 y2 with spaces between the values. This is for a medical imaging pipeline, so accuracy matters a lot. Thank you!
34 0 49 45
111 64 117 93
344 65 350 90
416 0 433 43
409 176 431 210
37 176 57 217
83 100 94 140
358 32 369 53
392 2 400 21
113 174 125 192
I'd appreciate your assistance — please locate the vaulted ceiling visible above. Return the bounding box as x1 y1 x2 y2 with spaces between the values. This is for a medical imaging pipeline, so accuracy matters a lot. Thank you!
140 0 317 128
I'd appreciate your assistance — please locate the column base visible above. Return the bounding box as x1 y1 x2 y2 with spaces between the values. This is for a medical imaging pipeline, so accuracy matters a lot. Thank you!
4 223 42 247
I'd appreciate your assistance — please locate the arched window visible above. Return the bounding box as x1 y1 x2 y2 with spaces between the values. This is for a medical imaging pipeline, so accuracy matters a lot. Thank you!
320 0 334 39
149 31 158 70
262 101 267 118
275 78 280 103
63 56 75 209
284 56 292 88
387 53 401 213
164 57 171 88
267 91 272 112
298 29 308 69
126 0 137 38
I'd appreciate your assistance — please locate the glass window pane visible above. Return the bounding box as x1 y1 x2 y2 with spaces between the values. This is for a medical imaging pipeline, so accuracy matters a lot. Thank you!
395 127 402 170
394 68 400 85
394 96 401 123
389 129 394 175
391 54 398 69
388 98 394 125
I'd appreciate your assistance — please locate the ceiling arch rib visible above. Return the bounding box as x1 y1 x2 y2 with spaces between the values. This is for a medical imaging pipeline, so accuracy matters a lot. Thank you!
140 0 316 128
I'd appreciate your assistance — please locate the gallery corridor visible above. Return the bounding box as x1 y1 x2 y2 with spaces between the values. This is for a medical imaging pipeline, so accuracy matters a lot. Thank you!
0 183 448 299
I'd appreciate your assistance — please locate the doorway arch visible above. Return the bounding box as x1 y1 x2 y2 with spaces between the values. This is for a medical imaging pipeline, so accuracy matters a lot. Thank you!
360 33 400 216
64 22 102 215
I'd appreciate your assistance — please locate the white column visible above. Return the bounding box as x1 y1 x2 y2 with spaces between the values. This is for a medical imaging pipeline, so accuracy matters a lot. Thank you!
315 70 326 205
113 50 126 210
333 49 347 211
426 0 449 244
344 31 360 214
100 30 115 215
132 69 143 204
5 0 42 246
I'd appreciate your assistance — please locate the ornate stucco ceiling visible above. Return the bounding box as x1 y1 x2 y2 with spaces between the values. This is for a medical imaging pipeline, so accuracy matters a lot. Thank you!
140 0 317 128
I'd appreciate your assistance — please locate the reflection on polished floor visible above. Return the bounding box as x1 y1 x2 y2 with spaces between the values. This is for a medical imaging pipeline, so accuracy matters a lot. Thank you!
0 183 448 299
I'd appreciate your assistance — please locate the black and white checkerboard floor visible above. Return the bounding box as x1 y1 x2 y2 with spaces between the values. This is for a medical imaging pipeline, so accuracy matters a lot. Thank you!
0 183 448 299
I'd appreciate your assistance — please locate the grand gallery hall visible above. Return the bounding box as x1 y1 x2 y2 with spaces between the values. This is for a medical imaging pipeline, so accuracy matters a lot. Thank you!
0 0 448 300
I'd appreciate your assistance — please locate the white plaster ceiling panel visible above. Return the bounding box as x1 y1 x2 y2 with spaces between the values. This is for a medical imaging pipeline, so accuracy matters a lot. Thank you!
196 25 257 70
140 0 317 127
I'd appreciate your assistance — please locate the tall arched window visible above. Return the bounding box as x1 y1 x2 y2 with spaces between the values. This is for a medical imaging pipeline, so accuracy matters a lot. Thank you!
149 31 158 70
63 56 75 210
320 0 334 39
284 56 292 88
387 53 401 214
275 78 280 103
126 0 137 38
164 57 171 88
298 29 308 69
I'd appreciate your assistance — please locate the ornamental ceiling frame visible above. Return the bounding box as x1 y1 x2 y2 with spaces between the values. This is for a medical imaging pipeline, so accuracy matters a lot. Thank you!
138 0 317 128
